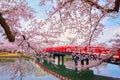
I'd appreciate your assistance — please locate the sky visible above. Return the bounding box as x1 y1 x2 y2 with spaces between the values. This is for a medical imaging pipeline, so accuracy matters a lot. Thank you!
27 0 53 19
98 26 120 43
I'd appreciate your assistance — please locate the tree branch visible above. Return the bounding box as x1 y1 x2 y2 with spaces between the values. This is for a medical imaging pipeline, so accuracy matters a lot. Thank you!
27 42 38 54
83 0 120 13
88 14 106 46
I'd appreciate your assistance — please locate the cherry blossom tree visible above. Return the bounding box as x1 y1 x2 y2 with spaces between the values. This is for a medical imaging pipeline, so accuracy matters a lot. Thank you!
1 0 119 54
0 0 120 70
39 0 120 46
0 0 40 56
38 0 120 69
0 0 35 42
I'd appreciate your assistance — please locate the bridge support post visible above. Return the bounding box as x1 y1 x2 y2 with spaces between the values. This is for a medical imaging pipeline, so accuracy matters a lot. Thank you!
52 55 55 64
53 54 65 66
53 55 55 59
58 55 60 65
62 55 64 65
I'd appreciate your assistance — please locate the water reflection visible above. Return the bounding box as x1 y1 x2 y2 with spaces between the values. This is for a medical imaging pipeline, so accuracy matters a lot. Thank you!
90 62 120 78
1 58 119 80
0 58 59 80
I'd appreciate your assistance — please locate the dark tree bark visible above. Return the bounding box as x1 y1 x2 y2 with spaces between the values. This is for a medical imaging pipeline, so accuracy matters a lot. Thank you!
83 0 120 13
0 13 15 42
114 0 120 12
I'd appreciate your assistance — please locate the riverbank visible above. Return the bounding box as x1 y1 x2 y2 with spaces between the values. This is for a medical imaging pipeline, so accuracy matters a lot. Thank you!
0 52 32 61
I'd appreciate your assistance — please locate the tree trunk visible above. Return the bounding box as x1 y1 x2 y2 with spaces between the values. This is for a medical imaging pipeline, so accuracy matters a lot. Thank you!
0 13 15 42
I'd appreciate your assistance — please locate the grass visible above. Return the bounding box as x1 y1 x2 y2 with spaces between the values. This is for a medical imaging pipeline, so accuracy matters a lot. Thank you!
0 52 28 57
0 52 33 61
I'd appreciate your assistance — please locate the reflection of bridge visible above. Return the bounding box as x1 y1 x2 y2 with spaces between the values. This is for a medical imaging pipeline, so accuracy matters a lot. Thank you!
41 46 120 68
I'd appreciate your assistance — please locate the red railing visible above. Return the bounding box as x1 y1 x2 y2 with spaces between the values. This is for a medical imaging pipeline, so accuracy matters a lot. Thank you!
42 46 120 59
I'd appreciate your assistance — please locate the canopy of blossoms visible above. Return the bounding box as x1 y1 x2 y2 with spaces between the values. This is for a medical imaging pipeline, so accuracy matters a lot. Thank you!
0 0 120 55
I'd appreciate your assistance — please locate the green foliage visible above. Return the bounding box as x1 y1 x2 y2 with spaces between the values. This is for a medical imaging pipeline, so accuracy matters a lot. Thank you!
64 56 72 62
24 57 33 61
36 58 40 62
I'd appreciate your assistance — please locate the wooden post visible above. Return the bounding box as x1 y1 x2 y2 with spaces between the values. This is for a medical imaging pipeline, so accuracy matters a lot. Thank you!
58 55 60 65
62 55 64 65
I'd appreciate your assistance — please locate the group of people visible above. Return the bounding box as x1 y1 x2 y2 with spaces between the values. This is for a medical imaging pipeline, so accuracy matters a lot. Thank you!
35 51 102 67
72 52 102 66
35 52 55 64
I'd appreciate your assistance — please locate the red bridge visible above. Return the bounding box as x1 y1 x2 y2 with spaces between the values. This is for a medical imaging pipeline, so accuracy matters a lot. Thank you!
42 46 120 60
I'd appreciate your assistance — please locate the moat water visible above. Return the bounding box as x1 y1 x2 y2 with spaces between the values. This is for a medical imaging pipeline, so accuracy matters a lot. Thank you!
0 59 59 80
